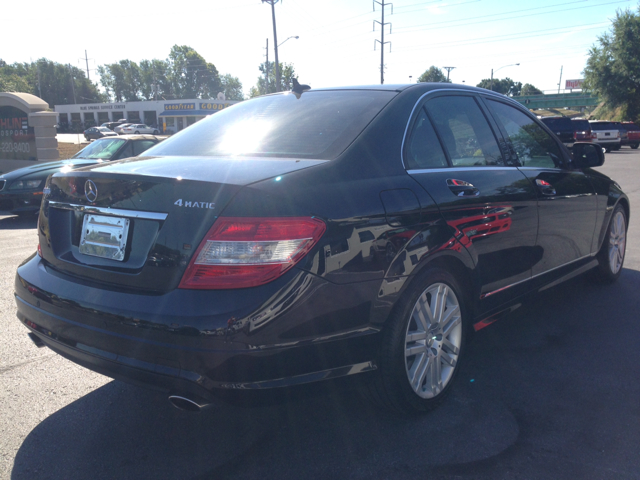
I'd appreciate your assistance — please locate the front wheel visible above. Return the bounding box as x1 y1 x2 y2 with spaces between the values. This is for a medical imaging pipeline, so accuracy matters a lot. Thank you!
594 204 627 283
369 268 467 413
631 144 639 150
153 130 159 135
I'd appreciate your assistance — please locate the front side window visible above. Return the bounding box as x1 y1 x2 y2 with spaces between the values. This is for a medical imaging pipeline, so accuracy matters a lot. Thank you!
425 96 504 167
487 100 564 169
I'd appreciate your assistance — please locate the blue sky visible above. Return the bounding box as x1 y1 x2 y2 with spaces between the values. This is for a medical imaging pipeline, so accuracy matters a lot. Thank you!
3 0 636 97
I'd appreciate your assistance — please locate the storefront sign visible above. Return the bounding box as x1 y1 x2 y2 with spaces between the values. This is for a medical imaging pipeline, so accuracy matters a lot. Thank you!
565 79 584 89
0 106 36 161
200 102 229 111
165 103 195 111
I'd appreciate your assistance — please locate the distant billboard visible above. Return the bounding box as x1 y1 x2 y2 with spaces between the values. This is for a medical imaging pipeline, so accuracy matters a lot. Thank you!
565 79 584 89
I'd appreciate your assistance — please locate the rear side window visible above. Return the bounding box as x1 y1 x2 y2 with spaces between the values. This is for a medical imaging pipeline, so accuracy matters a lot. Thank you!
132 140 157 156
487 100 564 169
571 120 590 131
404 108 448 169
425 96 504 167
540 117 573 131
623 123 639 131
590 122 615 130
145 90 396 160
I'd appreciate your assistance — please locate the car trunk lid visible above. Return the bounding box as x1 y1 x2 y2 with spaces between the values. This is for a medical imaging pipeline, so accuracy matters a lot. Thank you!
39 155 325 293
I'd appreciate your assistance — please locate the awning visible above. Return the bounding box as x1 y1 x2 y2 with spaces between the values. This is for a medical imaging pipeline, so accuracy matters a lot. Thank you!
159 110 212 117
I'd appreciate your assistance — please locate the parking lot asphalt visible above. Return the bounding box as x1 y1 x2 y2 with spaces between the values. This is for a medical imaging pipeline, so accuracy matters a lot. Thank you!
1 149 640 480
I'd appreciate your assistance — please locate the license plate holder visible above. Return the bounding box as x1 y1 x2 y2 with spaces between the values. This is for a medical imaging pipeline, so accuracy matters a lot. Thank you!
79 214 130 261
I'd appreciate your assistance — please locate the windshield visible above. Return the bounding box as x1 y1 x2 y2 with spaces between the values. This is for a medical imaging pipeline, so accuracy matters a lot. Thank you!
73 138 125 159
145 90 396 159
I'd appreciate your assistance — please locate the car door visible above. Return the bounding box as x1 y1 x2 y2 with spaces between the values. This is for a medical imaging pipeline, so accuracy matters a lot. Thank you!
483 97 597 276
405 93 539 309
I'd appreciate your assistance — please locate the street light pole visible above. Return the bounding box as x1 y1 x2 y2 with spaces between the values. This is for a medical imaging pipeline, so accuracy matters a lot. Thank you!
278 35 299 47
262 0 281 92
490 63 519 91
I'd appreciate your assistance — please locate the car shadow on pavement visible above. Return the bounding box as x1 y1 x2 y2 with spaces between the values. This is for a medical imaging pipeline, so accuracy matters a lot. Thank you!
0 214 38 230
11 269 640 480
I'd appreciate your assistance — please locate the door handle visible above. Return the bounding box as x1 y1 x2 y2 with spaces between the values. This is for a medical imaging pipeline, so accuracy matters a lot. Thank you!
535 179 556 195
447 179 480 197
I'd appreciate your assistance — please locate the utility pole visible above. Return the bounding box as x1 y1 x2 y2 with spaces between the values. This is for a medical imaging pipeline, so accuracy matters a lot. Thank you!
85 50 90 80
443 66 456 82
558 65 563 94
68 64 77 104
32 59 42 99
262 0 281 92
374 0 392 85
265 38 270 93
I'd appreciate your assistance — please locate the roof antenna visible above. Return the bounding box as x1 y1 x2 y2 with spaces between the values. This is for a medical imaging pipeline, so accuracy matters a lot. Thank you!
291 78 311 99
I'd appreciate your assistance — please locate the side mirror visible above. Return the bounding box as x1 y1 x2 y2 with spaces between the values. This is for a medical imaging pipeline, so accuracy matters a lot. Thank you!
572 142 604 168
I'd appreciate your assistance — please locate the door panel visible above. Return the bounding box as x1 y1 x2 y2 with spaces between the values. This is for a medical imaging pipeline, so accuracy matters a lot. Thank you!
405 95 539 303
483 98 597 275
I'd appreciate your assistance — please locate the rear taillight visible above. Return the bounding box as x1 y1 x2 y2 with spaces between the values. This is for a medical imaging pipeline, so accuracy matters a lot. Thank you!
591 131 597 139
179 217 326 289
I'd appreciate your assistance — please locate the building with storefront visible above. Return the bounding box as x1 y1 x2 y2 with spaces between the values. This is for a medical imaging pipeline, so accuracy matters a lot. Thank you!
54 98 240 134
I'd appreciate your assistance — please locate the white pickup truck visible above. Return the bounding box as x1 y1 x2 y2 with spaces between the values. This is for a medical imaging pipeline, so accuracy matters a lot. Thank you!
589 121 621 152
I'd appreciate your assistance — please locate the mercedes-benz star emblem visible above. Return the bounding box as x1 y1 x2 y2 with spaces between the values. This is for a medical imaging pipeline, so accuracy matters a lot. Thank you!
85 180 98 202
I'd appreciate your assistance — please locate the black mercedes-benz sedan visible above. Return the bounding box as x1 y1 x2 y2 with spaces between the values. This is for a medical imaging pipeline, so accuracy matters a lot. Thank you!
14 83 628 413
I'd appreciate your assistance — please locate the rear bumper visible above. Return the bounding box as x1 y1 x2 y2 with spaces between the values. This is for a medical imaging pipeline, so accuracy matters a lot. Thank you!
15 255 380 397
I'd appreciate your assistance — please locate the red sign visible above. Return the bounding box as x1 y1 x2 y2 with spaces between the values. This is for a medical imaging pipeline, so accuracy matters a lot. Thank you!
565 79 584 89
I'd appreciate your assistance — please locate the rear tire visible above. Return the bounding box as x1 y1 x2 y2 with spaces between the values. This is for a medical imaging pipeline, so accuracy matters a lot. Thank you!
631 144 639 150
134 131 140 134
605 147 611 153
369 268 467 413
594 204 627 283
153 130 159 135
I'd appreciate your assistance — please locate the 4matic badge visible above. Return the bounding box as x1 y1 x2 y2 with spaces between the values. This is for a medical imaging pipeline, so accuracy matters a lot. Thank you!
174 199 215 209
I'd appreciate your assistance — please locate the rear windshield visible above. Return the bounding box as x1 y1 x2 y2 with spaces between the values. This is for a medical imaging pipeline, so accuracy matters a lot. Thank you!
571 119 590 131
145 90 396 159
73 138 125 159
590 122 616 130
540 117 573 130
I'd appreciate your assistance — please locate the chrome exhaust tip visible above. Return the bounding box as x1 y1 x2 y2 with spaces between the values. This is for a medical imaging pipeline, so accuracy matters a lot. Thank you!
168 395 211 413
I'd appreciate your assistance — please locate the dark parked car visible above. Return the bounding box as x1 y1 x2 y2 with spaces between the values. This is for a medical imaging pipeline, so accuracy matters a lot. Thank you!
100 121 128 131
0 159 101 216
84 126 118 140
539 116 575 147
0 136 159 216
15 84 628 414
621 122 640 149
570 118 596 142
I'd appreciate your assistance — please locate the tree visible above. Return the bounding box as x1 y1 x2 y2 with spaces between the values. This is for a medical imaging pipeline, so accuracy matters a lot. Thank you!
583 6 640 120
250 61 297 97
476 77 522 96
520 83 543 96
1 58 105 105
220 74 244 100
167 45 221 99
417 66 451 83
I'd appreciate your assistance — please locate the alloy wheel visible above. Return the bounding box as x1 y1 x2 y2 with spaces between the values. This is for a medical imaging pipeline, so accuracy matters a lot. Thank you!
404 283 462 399
608 210 626 275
